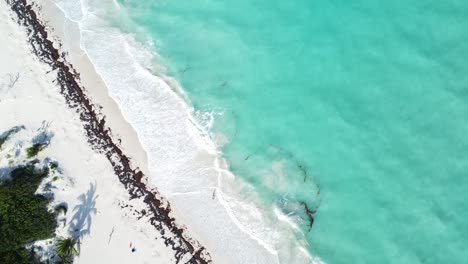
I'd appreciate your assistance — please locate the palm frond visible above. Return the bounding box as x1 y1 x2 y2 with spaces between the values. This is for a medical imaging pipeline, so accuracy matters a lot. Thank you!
56 237 79 259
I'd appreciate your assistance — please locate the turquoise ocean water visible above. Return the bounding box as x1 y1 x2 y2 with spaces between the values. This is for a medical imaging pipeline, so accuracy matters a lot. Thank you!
116 1 468 263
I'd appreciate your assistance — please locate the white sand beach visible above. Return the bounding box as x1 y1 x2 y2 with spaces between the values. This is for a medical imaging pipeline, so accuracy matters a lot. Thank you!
0 2 181 263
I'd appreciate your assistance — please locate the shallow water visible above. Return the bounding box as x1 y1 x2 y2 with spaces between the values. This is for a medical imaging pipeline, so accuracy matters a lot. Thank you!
72 0 468 263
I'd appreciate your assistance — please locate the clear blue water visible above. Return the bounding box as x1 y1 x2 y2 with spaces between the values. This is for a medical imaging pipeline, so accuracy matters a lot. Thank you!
116 0 468 263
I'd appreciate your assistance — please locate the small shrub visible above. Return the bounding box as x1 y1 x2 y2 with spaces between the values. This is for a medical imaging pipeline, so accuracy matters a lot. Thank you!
50 162 58 170
52 176 59 181
26 144 47 158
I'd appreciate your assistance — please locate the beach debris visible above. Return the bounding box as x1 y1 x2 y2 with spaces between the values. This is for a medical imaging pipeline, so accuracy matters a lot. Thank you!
0 72 20 94
297 163 308 182
299 201 318 232
108 227 115 245
7 72 20 88
179 65 192 75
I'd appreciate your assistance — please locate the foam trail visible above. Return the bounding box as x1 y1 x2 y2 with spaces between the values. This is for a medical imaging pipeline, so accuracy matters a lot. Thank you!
49 0 323 263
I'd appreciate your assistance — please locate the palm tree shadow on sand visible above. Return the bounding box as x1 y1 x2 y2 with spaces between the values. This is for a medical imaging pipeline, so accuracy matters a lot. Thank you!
69 182 98 252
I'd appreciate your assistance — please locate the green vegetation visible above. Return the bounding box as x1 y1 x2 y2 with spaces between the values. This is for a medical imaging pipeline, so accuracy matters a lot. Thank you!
0 248 30 264
50 162 58 170
52 176 59 181
55 237 78 263
26 143 47 158
0 165 56 264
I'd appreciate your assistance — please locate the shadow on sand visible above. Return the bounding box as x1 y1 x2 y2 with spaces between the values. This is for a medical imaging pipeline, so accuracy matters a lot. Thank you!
69 182 98 248
33 121 53 146
0 166 16 180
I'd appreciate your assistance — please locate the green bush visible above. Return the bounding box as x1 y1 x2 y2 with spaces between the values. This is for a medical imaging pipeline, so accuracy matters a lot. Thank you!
0 165 56 263
50 163 58 170
26 144 47 158
0 248 29 264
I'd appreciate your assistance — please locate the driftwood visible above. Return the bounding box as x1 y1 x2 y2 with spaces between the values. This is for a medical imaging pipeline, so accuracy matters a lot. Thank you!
7 72 20 88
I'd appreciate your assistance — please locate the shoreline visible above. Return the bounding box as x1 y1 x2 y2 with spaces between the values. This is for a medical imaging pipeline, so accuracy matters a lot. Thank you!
39 0 151 178
41 1 286 263
36 0 321 263
3 0 323 262
4 0 211 263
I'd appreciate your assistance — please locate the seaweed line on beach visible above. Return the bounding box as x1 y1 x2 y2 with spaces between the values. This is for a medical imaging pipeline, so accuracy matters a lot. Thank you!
5 0 211 263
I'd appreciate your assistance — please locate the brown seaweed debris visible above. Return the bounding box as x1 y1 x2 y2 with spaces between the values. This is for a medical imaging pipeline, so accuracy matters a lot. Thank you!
5 0 211 263
299 201 318 232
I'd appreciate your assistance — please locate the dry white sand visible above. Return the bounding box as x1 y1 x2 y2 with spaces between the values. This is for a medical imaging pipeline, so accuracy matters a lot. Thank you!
0 2 178 263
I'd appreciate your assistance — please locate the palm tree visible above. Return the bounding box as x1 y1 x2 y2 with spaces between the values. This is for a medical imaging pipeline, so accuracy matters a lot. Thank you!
56 237 79 262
